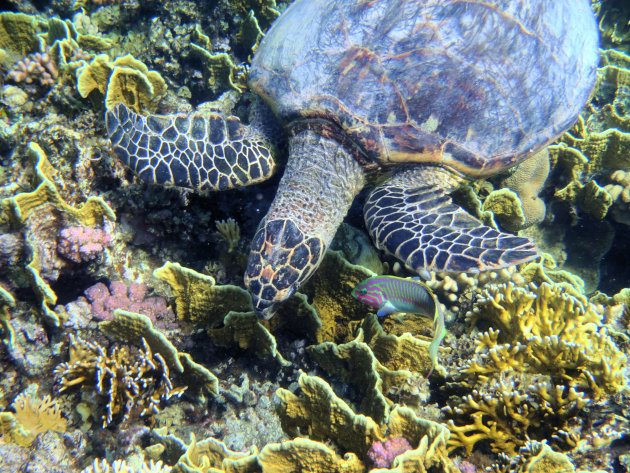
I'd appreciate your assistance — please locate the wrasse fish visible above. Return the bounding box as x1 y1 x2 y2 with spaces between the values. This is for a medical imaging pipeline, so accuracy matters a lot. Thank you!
352 275 446 374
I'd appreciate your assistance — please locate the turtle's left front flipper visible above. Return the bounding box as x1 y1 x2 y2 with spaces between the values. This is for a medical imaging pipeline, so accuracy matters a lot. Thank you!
364 166 538 273
105 102 275 191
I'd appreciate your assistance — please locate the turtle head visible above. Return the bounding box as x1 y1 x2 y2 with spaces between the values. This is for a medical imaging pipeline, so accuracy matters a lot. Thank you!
245 219 323 319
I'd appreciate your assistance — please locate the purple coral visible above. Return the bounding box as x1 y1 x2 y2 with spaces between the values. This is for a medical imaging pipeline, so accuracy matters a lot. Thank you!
57 226 113 263
7 49 58 88
367 436 413 469
84 281 174 325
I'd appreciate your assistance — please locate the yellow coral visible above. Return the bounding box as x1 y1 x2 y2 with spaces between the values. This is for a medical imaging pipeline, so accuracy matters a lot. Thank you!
153 261 252 325
55 334 186 427
80 459 172 473
446 377 588 455
215 218 240 253
76 53 167 112
0 142 115 326
99 310 219 396
176 433 258 473
0 391 66 446
465 282 627 395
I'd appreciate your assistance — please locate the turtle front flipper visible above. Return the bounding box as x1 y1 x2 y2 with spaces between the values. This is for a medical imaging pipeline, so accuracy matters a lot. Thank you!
364 167 538 273
105 103 275 191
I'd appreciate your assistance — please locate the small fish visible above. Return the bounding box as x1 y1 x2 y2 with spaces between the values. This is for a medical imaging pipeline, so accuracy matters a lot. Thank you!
352 275 446 375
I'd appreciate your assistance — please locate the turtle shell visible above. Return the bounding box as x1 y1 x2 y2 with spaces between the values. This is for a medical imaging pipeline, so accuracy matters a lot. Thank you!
249 0 598 177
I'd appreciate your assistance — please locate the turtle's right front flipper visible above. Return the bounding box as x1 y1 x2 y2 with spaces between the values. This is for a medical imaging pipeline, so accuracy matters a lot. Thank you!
105 102 275 191
364 166 538 273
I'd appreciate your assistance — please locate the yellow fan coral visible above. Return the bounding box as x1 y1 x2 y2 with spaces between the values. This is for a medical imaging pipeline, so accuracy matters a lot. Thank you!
464 282 627 396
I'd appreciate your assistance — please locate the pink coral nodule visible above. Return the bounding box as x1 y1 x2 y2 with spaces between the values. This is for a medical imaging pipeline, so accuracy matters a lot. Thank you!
367 436 413 469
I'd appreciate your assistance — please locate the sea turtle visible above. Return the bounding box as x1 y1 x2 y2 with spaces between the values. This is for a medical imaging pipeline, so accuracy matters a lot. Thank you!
105 0 599 317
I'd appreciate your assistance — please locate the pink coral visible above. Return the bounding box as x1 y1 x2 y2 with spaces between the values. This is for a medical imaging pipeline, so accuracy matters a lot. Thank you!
84 281 174 325
57 226 113 263
367 436 413 469
7 49 58 88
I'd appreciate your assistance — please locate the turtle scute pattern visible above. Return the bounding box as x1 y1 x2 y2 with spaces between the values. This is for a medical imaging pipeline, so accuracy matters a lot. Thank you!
105 103 275 191
364 184 538 273
245 218 325 313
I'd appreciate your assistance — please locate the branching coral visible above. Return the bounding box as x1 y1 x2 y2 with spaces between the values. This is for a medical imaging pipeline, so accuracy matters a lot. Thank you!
80 459 171 473
464 282 627 396
444 281 628 455
214 218 240 253
54 334 186 427
7 49 59 88
445 376 588 455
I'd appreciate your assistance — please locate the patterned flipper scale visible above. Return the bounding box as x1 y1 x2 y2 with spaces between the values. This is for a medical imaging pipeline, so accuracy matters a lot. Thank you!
364 184 538 273
105 103 275 191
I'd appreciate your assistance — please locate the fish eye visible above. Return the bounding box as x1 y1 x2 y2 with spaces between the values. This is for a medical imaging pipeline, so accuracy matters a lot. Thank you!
360 288 368 295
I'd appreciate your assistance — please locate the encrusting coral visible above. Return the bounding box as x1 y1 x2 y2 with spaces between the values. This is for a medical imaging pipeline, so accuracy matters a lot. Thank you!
54 334 186 427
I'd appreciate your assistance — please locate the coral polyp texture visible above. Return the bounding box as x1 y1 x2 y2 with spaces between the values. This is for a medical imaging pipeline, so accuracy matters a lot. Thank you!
0 391 67 446
0 1 628 472
444 281 629 455
464 282 627 395
54 334 186 427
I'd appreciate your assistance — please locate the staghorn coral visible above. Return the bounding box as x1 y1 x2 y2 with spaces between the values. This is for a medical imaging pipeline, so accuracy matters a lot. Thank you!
443 281 628 456
80 459 171 473
7 49 59 88
54 334 186 427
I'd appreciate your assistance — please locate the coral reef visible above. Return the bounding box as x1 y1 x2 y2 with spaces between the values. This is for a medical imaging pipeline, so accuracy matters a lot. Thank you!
464 282 627 395
84 281 173 324
54 334 186 427
80 459 172 473
57 225 113 263
98 309 219 397
367 436 413 469
444 281 628 456
7 48 59 88
0 391 66 446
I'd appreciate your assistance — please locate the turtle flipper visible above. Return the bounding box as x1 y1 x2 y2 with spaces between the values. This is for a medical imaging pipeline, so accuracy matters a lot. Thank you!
105 102 275 191
364 170 538 273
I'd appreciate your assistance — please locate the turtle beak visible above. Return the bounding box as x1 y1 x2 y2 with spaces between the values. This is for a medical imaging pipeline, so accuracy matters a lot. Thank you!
248 283 295 320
